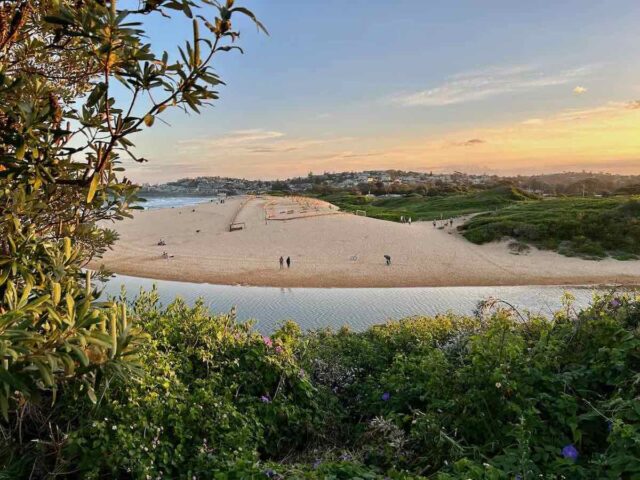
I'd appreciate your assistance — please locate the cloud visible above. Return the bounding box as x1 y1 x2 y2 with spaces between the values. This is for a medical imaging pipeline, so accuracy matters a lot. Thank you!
573 86 588 95
389 64 597 107
522 118 544 125
178 129 285 150
177 129 354 157
627 100 640 109
457 138 486 147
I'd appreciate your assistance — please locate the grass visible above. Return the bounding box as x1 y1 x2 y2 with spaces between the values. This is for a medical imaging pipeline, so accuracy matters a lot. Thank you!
317 186 537 222
460 196 640 259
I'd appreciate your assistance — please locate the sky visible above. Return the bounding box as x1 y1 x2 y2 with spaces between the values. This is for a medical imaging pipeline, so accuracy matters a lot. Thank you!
123 0 640 182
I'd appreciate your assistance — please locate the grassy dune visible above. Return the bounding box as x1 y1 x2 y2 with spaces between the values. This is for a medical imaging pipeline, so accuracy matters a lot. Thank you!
461 196 640 259
319 186 537 222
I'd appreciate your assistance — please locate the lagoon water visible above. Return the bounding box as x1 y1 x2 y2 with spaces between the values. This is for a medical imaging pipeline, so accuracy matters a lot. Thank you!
99 274 606 334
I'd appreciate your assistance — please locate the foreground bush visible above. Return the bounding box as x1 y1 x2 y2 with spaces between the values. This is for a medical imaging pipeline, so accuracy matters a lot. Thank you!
3 289 638 478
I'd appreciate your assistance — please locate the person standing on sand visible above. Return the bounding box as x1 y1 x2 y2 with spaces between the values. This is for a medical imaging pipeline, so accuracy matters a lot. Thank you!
286 256 291 268
433 220 436 228
279 256 284 269
408 217 412 225
384 255 391 266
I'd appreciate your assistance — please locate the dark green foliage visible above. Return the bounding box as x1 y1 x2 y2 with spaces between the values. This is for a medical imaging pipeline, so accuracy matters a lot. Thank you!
319 186 537 222
0 0 264 475
7 290 637 478
461 197 640 259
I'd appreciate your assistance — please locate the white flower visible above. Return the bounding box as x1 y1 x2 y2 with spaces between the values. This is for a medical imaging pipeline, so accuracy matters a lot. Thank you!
495 382 502 388
112 425 117 430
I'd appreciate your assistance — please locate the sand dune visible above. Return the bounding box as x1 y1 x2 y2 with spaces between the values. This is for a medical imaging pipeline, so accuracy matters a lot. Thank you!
90 195 640 288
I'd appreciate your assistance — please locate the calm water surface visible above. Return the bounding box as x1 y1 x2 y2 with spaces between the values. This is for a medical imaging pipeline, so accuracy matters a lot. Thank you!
138 196 218 210
99 274 609 334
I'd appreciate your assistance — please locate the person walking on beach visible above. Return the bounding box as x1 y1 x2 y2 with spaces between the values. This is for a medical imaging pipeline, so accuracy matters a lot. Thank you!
279 256 284 269
433 220 436 228
408 217 412 225
384 254 391 266
286 256 291 268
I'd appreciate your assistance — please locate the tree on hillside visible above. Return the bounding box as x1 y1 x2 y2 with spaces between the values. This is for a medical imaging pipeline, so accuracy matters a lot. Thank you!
0 0 264 472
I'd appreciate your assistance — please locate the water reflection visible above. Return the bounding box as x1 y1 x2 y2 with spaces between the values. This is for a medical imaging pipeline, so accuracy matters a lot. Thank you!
98 274 613 334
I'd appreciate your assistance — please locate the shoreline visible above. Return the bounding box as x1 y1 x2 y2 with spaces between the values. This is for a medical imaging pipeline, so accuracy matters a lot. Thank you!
91 195 640 289
98 268 640 290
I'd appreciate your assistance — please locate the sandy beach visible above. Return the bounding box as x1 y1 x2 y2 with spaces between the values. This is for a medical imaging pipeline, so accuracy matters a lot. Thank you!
90 195 640 288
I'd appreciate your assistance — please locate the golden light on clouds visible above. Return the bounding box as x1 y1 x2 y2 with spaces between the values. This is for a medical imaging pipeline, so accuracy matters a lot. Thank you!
368 100 640 175
133 100 640 181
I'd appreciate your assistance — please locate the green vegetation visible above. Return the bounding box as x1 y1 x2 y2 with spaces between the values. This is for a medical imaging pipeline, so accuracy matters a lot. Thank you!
461 197 640 260
3 1 640 478
3 290 639 478
0 0 264 475
318 188 640 260
318 186 537 222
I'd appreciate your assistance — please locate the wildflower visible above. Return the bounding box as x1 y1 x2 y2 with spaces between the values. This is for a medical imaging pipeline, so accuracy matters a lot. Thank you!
112 425 117 431
298 368 306 378
561 444 579 461
275 345 283 354
339 453 352 461
381 392 390 401
262 336 273 347
495 382 502 389
610 298 622 309
260 395 271 403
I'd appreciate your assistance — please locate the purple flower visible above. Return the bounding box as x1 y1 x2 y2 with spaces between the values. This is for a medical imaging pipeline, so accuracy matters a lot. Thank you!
275 345 283 354
381 392 390 402
262 336 273 347
610 298 622 309
260 395 271 403
561 444 579 461
312 459 322 469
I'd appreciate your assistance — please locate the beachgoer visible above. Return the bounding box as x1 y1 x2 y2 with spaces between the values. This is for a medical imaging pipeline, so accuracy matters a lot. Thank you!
450 219 453 227
408 217 412 225
433 220 436 228
400 215 404 223
286 256 291 268
279 256 284 269
384 255 391 266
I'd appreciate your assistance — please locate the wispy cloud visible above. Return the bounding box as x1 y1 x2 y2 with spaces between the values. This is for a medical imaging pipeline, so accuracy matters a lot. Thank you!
178 129 285 150
177 129 354 156
389 64 598 107
573 86 588 95
454 138 486 147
